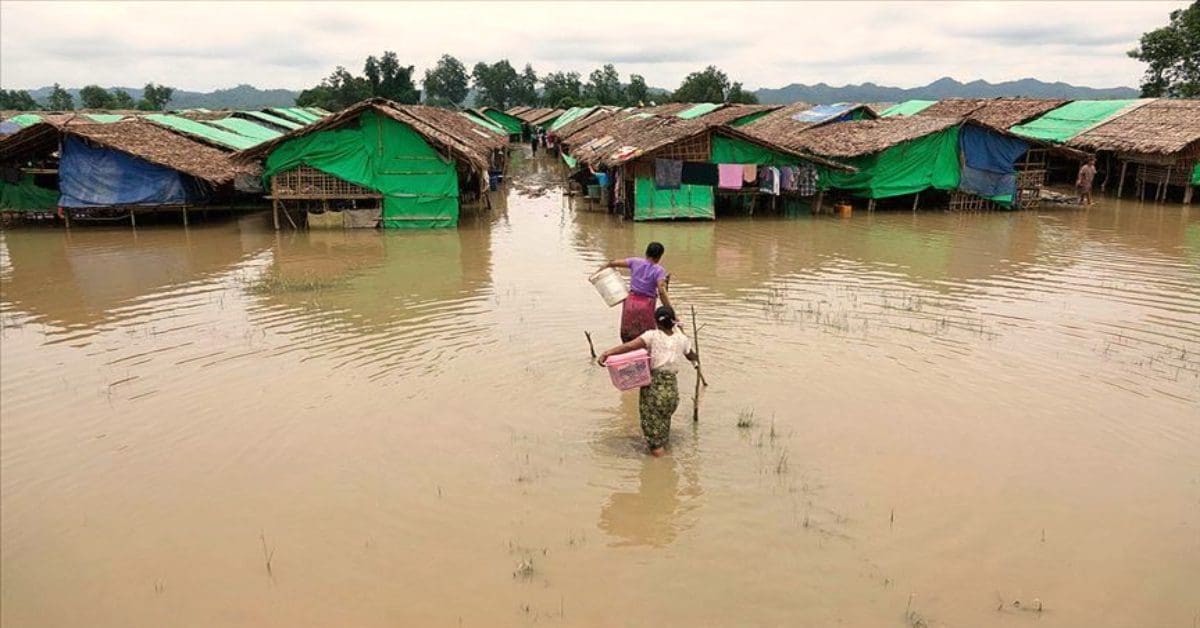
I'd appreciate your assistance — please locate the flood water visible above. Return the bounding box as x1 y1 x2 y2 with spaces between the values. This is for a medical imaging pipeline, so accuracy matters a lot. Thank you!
2 154 1198 627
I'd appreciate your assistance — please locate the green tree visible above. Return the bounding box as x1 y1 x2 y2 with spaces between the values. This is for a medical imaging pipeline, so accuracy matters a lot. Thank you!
45 83 74 110
423 54 469 106
364 51 420 104
110 89 137 109
471 60 519 108
1128 1 1200 97
540 71 582 107
726 81 759 104
583 64 624 105
0 89 39 110
625 74 649 107
513 63 539 107
671 66 729 103
138 82 174 111
296 66 372 110
78 84 114 109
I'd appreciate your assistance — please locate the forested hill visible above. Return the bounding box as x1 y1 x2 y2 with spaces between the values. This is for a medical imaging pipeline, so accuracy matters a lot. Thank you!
24 84 300 109
19 76 1140 110
754 77 1139 104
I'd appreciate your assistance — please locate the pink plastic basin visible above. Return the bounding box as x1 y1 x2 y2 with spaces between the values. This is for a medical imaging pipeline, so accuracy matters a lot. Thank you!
605 349 651 391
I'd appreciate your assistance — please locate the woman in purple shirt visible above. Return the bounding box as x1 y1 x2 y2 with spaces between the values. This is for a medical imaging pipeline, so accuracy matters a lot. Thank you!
599 242 671 342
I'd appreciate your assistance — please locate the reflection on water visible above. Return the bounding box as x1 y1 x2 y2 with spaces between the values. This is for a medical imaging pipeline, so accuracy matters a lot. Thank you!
2 155 1198 627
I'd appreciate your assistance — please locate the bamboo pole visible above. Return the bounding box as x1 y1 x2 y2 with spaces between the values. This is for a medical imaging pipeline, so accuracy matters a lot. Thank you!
690 306 708 422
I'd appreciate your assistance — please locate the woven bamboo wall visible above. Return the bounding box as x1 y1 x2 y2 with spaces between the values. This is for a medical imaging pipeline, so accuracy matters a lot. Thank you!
270 166 382 200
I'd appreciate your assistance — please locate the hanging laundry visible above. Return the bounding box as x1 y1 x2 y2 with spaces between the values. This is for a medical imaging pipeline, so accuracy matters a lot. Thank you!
759 167 782 195
779 166 795 192
796 165 818 196
654 158 682 189
681 161 719 186
742 164 757 184
595 172 610 187
718 164 744 189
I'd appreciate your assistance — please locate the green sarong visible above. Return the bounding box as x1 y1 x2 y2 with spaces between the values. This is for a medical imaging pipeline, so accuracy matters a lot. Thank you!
639 371 679 449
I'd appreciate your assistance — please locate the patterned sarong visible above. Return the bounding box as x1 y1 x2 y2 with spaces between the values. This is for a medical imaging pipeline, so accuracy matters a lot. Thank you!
620 293 656 343
639 371 679 450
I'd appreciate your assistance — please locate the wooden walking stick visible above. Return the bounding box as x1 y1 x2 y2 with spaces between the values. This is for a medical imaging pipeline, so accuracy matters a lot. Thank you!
584 331 597 359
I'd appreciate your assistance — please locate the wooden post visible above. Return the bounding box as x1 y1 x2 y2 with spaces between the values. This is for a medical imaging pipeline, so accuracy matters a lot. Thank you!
911 193 920 212
182 205 189 227
62 207 70 230
1117 161 1128 198
867 198 876 213
813 190 824 215
1183 185 1193 205
130 209 136 228
1162 167 1173 203
272 199 280 231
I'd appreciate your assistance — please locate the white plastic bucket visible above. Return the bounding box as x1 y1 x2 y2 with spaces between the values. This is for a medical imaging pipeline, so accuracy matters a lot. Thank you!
589 267 629 307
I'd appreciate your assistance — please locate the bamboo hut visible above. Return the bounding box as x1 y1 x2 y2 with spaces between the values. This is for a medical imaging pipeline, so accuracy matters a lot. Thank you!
0 117 259 223
232 98 507 230
563 112 851 221
1067 98 1200 203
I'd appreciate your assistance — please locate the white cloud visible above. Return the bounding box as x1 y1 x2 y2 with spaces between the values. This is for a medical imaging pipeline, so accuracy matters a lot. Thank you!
0 0 1185 91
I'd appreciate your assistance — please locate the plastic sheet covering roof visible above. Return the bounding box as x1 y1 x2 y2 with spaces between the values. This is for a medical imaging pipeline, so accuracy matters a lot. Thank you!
548 107 597 132
301 107 330 118
238 110 304 130
791 103 857 124
462 111 507 135
145 114 262 150
67 120 258 184
881 100 937 117
269 108 319 124
84 113 125 123
7 113 43 127
676 103 722 119
204 117 283 142
1010 99 1151 143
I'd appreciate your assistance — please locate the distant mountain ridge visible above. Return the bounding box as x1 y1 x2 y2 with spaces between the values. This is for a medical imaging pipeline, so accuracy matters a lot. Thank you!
24 84 300 110
754 77 1139 105
16 76 1140 110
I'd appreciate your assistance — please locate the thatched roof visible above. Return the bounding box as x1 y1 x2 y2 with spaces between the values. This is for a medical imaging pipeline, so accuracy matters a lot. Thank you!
233 98 504 172
69 120 257 184
784 116 961 158
693 104 782 126
1067 98 1200 155
563 111 851 171
918 98 1068 130
513 107 559 123
507 105 532 116
528 108 566 126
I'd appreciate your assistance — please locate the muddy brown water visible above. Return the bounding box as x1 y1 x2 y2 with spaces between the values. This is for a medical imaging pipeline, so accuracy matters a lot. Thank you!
2 155 1198 627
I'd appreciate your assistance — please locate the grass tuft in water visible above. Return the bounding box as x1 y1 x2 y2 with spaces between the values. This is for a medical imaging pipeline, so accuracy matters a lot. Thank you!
736 409 756 429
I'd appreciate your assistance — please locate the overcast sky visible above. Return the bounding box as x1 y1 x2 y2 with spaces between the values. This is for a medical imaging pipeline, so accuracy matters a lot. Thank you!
0 1 1184 92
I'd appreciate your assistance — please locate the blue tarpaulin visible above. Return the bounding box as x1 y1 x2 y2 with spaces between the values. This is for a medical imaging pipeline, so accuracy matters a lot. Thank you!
791 103 855 124
957 125 1030 207
58 136 206 208
959 124 1029 174
0 121 23 136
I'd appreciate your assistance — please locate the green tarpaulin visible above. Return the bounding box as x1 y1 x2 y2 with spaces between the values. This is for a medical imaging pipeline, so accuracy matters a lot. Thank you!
820 126 961 199
145 114 262 150
204 118 282 141
84 114 124 123
880 100 936 117
240 110 304 130
462 111 506 135
482 109 522 135
1192 163 1199 185
1011 100 1144 143
711 135 803 166
7 114 43 127
634 177 714 221
676 103 722 120
561 153 577 168
0 174 58 212
270 108 317 124
548 107 596 132
729 109 772 127
262 110 460 229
